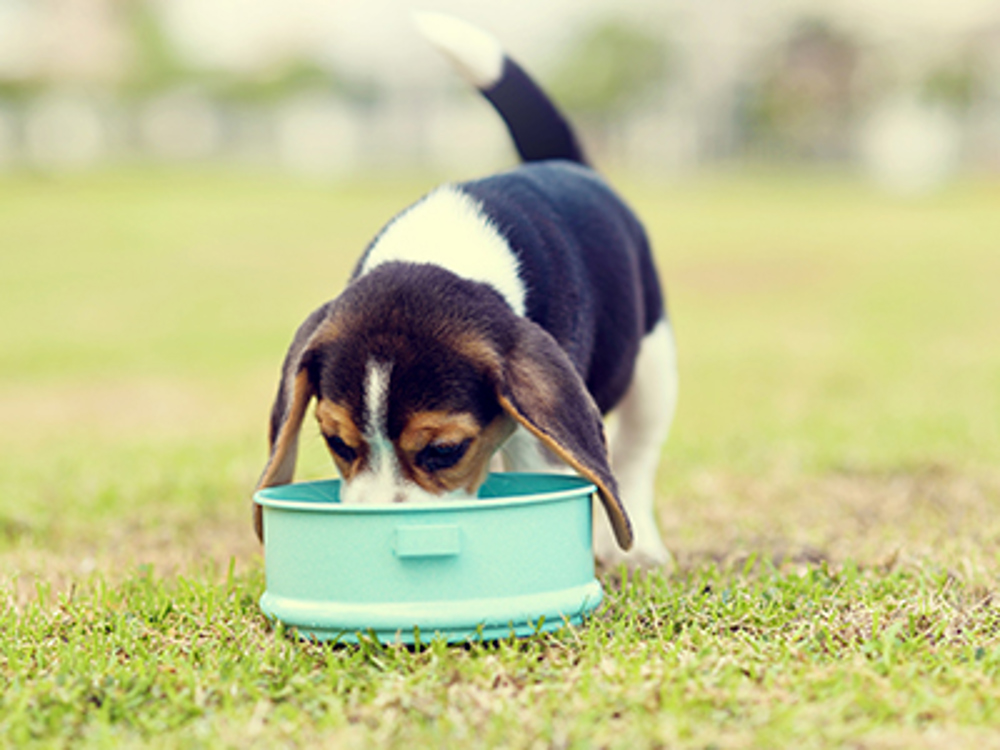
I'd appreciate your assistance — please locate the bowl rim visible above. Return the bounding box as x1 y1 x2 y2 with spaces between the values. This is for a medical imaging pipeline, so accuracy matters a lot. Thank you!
254 473 597 515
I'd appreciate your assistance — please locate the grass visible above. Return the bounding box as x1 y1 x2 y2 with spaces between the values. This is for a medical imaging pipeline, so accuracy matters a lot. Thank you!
1 166 999 748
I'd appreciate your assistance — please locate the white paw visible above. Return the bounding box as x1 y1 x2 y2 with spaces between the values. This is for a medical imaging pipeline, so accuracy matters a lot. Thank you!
593 513 673 571
595 536 673 572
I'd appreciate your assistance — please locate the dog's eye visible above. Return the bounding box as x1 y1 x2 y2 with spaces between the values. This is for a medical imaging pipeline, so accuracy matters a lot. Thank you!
325 434 358 463
415 439 471 473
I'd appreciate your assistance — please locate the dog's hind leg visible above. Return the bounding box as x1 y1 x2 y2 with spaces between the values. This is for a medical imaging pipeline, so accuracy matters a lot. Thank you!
596 319 678 570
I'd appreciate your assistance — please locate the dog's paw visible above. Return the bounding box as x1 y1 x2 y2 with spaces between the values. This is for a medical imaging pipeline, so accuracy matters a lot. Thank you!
595 537 674 572
594 519 673 572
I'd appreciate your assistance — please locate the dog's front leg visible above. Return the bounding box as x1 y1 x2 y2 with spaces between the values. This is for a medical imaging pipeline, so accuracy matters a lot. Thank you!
598 321 678 570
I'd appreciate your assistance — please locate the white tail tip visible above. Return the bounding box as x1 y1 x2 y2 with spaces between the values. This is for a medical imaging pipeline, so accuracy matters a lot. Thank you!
412 11 505 89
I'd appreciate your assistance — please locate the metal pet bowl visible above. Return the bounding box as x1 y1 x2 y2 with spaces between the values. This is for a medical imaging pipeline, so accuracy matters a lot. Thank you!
254 473 603 644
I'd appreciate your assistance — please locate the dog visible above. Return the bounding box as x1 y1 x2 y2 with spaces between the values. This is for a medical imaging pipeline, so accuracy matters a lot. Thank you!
254 13 678 569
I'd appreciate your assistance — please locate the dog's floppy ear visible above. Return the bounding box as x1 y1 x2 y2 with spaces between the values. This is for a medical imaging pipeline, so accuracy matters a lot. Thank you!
253 304 334 541
495 320 634 550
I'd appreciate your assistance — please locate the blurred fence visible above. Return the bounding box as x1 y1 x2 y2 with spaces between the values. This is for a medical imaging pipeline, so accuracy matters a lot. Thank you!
1 1 999 189
2 87 998 186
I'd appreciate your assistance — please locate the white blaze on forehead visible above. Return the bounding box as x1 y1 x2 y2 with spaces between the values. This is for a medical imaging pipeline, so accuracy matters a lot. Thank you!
358 187 526 316
339 359 400 505
363 359 392 441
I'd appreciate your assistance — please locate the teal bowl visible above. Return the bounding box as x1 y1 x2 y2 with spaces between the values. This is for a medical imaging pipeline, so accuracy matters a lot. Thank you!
254 473 603 644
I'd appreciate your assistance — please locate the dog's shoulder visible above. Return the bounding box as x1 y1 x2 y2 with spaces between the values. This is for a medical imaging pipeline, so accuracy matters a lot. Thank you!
352 160 650 319
459 160 648 273
353 184 527 317
462 161 662 335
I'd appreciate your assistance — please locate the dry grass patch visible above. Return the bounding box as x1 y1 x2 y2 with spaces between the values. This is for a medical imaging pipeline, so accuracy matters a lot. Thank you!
665 466 1000 575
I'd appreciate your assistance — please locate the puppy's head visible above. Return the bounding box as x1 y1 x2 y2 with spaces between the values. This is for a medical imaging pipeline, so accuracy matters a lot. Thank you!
255 264 633 550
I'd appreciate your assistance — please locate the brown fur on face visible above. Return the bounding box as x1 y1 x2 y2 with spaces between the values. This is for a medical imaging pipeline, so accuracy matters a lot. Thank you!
315 401 515 497
398 411 516 494
397 410 480 453
315 399 366 480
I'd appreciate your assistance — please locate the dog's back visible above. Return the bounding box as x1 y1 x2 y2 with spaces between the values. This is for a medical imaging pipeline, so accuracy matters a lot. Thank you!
459 163 662 414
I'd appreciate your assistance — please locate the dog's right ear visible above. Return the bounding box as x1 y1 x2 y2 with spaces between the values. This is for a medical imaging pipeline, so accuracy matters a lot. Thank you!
494 318 634 551
253 303 336 541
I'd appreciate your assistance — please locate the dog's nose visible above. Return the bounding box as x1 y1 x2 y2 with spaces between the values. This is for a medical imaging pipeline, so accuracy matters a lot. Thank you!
392 493 406 504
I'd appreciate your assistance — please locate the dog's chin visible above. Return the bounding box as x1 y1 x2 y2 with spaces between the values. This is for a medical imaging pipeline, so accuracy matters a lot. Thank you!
338 478 476 506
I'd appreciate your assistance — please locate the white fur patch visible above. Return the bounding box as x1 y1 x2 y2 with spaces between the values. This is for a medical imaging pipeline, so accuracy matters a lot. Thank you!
341 360 404 504
363 360 392 441
359 186 526 316
359 360 399 498
412 11 505 89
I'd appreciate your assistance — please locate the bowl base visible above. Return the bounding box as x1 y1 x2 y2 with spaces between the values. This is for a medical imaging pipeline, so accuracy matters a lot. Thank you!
260 579 603 645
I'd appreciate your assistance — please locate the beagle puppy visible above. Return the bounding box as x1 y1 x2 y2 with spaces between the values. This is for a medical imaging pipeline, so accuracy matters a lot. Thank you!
256 13 678 568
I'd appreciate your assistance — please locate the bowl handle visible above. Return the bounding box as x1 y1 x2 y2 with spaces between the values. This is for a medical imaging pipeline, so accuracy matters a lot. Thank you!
394 524 462 559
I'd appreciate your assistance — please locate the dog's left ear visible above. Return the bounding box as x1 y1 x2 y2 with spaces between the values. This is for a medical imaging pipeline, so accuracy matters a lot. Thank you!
495 320 635 551
253 304 333 541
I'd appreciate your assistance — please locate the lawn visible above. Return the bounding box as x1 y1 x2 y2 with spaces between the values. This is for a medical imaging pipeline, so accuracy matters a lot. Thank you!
1 167 999 748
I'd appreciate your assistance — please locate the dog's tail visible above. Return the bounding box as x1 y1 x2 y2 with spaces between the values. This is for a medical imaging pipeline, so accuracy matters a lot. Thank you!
414 12 587 166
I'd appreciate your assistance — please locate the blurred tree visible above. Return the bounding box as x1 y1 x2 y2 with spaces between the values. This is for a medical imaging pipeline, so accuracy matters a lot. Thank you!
212 61 381 106
549 16 672 119
119 0 380 105
922 54 984 112
740 17 860 160
0 78 44 104
120 0 192 98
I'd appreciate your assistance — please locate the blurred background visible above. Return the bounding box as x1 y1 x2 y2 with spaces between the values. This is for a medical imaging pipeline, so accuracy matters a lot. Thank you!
1 0 999 191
